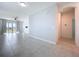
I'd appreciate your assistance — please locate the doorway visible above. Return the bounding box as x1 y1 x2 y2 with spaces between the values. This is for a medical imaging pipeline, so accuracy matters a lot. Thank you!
57 7 75 45
6 20 17 33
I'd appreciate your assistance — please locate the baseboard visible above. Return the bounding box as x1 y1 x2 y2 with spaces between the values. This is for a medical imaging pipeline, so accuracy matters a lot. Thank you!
30 34 56 45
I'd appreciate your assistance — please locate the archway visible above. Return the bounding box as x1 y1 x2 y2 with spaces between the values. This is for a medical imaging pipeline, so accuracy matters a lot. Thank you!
57 7 76 46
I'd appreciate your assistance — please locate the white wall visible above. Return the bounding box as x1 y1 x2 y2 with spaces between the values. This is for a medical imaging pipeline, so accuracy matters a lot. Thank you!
29 4 57 44
17 16 29 33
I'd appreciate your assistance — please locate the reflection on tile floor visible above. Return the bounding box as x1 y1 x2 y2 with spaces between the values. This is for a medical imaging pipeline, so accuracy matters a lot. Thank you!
0 33 79 57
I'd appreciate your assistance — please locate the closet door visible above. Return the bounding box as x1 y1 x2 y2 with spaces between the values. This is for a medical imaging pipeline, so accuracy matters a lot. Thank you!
61 12 73 39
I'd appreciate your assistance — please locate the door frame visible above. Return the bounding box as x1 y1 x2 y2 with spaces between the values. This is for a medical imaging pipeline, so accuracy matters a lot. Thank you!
56 5 76 44
6 20 17 33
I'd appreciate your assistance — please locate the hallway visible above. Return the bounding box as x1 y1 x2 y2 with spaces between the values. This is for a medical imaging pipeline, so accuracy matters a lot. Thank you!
0 2 79 57
0 33 79 57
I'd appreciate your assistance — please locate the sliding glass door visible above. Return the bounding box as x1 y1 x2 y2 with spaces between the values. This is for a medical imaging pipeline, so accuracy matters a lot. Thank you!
6 21 17 33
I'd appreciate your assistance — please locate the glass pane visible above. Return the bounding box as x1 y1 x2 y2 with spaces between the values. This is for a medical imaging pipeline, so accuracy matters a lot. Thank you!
8 23 12 28
8 22 12 33
13 22 17 32
13 22 16 28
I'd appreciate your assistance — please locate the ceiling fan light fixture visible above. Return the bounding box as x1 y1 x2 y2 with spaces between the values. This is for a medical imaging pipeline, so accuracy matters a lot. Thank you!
18 2 26 7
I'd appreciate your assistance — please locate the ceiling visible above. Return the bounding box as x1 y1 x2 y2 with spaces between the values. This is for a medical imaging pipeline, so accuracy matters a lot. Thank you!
62 7 75 13
0 2 55 18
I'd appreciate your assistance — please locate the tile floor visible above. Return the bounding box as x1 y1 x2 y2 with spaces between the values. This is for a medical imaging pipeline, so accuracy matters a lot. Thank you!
0 33 79 57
